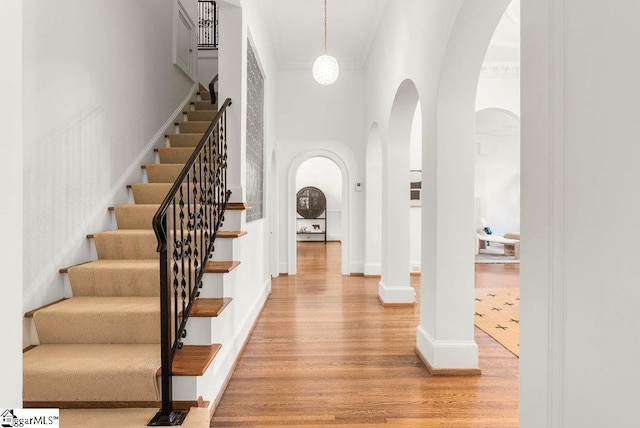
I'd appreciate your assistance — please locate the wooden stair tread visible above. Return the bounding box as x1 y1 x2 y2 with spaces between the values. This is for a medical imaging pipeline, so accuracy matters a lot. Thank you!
227 202 249 210
141 163 184 169
204 260 241 273
109 204 160 210
23 400 202 410
216 231 247 238
87 230 154 239
59 261 91 274
24 299 67 318
172 344 221 376
190 298 232 317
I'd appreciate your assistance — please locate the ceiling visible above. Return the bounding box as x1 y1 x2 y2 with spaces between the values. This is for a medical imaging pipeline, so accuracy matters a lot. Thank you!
485 0 520 62
263 0 519 70
264 0 388 70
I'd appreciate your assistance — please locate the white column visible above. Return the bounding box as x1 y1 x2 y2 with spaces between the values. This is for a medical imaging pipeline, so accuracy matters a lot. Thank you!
416 0 509 372
379 135 414 304
218 3 246 203
521 0 640 426
379 80 417 305
0 0 23 407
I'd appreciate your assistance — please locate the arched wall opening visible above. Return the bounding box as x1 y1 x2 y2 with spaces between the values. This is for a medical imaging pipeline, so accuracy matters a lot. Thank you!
409 102 423 273
474 108 521 238
287 149 350 275
295 157 343 243
416 0 511 372
379 79 420 304
364 123 382 276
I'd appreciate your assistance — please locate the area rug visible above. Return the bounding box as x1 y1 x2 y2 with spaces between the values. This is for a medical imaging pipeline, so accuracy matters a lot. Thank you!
474 287 520 357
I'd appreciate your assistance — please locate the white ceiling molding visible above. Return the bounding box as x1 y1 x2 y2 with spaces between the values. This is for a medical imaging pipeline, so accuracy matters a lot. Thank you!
481 62 520 78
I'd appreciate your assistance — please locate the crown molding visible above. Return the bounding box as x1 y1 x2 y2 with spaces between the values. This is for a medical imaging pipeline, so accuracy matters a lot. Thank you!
481 62 520 78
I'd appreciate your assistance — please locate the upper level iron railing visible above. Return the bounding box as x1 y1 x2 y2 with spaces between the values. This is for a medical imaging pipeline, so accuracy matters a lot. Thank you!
148 97 232 426
198 0 218 49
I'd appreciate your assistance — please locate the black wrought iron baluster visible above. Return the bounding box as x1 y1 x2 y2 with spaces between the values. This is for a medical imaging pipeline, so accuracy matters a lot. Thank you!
194 161 202 299
189 165 197 304
150 98 231 426
172 198 180 345
199 144 207 270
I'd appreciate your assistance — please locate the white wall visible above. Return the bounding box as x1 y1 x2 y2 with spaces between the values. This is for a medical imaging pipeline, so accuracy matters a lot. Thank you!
0 0 23 407
476 74 520 116
200 0 279 410
198 49 219 88
409 104 423 170
409 104 422 271
521 0 640 426
475 108 520 235
364 124 382 275
296 157 343 242
22 0 198 312
277 69 366 274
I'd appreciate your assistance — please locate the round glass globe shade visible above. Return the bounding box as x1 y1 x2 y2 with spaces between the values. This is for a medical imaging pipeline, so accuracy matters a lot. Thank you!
312 54 340 85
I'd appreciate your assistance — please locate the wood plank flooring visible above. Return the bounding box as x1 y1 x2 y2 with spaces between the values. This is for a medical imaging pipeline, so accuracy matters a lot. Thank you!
211 242 519 427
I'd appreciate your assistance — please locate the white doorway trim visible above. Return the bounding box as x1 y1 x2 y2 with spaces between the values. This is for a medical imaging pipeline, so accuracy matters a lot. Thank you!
287 149 350 275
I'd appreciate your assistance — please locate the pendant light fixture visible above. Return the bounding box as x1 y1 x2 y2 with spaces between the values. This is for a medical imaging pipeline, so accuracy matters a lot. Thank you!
312 0 339 85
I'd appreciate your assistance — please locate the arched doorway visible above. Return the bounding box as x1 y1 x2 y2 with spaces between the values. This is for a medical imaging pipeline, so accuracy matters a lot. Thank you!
474 108 521 240
287 149 350 275
379 79 420 305
295 157 343 245
416 0 512 373
409 103 423 274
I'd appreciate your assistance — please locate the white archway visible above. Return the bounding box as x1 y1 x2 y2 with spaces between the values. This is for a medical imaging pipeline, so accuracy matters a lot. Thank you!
474 107 521 237
287 149 350 275
416 0 511 372
379 79 420 305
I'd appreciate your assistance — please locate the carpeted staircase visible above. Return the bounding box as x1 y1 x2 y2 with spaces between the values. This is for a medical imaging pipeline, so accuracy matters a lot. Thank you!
23 84 243 427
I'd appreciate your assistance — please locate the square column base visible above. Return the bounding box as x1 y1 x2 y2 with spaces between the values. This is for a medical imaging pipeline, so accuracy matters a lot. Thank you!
378 280 416 306
415 325 480 375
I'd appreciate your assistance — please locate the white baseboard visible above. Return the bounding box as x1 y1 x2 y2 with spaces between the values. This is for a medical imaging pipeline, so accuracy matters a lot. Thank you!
349 261 364 274
378 280 416 304
364 262 381 276
415 325 479 370
279 262 289 275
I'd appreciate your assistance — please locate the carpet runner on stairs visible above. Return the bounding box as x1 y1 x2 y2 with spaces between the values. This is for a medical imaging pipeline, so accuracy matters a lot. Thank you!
23 87 230 426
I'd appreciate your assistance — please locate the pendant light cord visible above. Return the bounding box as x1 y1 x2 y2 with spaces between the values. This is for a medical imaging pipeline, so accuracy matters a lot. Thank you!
324 0 328 54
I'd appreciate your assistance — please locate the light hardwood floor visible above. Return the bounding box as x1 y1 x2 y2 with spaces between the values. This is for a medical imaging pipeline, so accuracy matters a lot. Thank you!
211 242 519 427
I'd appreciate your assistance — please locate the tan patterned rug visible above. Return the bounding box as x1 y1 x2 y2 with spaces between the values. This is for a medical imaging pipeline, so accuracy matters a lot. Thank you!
474 287 520 357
